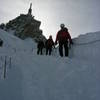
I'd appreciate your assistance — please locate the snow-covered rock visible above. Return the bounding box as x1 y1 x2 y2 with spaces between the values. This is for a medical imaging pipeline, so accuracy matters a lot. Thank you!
0 14 46 42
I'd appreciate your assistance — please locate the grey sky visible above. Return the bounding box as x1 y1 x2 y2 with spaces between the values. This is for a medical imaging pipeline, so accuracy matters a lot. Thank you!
0 0 100 39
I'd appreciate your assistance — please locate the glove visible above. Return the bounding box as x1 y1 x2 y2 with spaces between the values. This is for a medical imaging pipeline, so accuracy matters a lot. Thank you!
55 41 57 45
70 40 73 45
53 45 56 49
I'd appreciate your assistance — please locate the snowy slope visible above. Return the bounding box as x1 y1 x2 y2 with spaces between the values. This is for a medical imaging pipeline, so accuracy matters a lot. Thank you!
0 29 100 100
0 29 36 56
72 32 100 61
0 29 36 100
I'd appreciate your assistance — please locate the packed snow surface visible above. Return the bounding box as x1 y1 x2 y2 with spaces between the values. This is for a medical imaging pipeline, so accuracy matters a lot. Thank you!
0 29 100 100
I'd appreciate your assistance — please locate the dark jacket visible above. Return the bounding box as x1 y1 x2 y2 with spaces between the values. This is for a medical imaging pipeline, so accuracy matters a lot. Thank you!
55 28 72 43
0 39 3 47
45 38 54 48
37 41 44 49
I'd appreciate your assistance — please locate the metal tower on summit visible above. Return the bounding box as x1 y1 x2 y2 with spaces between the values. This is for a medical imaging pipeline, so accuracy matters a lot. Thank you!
28 3 32 16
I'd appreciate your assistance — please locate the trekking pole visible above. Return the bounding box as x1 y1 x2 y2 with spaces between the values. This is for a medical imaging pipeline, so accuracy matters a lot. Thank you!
3 56 7 79
9 57 12 69
31 48 33 52
53 44 58 56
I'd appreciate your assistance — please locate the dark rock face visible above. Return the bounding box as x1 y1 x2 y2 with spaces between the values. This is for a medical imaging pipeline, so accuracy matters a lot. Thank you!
0 3 46 42
0 23 5 30
5 14 46 42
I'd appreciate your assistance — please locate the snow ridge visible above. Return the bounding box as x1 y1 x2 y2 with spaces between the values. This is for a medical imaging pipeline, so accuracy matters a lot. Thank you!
0 29 100 100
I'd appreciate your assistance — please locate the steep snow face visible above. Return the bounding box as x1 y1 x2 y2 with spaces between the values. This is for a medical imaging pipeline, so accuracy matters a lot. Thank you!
71 31 100 61
74 31 100 43
0 29 36 55
0 29 36 49
0 29 100 100
0 29 36 100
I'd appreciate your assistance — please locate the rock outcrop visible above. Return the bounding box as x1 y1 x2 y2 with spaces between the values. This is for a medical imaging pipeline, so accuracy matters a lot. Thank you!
0 3 46 42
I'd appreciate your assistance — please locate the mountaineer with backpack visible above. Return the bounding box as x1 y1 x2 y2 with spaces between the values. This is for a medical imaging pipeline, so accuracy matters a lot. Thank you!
0 38 3 47
37 40 45 55
55 24 73 57
45 35 54 55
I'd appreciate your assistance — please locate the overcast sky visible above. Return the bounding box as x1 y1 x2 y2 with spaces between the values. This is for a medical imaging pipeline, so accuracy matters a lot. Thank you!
0 0 100 39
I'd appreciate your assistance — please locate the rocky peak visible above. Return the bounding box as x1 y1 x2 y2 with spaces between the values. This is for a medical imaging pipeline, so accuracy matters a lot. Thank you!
0 3 46 42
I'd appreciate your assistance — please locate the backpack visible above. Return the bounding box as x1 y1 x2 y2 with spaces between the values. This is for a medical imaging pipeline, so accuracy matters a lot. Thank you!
58 28 69 41
46 39 54 47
